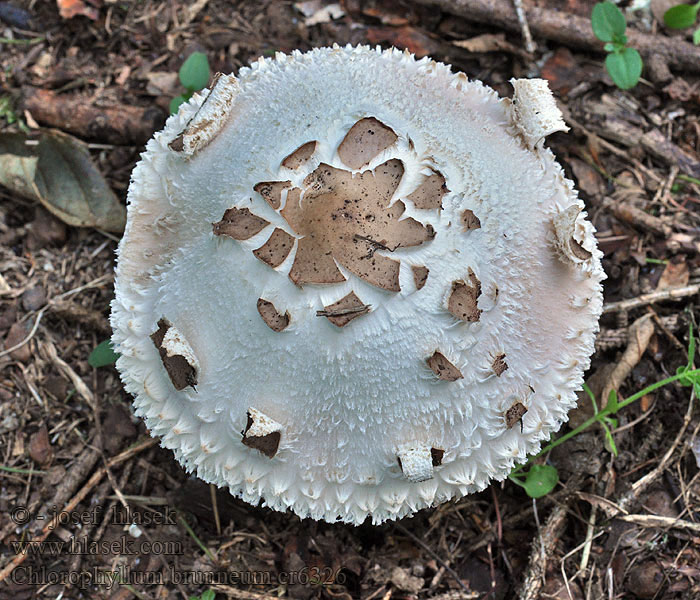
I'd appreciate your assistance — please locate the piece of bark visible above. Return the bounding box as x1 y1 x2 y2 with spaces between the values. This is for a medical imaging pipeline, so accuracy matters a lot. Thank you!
413 0 700 73
599 197 672 237
23 87 165 146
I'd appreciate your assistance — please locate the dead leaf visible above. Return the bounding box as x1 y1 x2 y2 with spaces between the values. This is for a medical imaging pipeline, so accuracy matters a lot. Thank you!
366 26 437 58
453 33 529 57
0 131 126 232
57 0 99 20
656 259 689 290
29 424 53 466
541 47 581 95
145 71 179 96
601 314 655 407
569 158 605 197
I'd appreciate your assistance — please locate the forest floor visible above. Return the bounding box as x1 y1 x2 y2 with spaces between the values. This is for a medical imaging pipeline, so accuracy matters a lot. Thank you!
1 0 700 599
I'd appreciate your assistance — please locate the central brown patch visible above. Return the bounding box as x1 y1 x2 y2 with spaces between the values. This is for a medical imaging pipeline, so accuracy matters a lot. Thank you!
281 160 435 291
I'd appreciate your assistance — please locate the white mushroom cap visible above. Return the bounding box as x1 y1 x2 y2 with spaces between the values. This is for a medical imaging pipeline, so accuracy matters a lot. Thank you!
111 45 604 525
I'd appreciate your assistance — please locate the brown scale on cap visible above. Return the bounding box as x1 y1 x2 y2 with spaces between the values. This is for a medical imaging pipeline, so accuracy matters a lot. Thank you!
254 181 291 210
150 319 198 391
447 269 482 322
492 353 508 376
252 228 295 268
316 292 370 327
461 209 481 231
397 447 445 472
504 402 528 431
212 207 269 240
281 159 434 291
242 412 281 458
257 299 290 332
570 238 592 261
431 448 444 466
338 117 397 169
412 265 429 290
282 141 317 170
406 172 448 210
426 350 463 381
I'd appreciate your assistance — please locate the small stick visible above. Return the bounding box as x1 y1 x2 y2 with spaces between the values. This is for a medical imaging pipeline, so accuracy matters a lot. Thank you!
602 284 700 314
316 305 370 318
0 437 158 584
512 0 535 53
393 522 473 594
617 514 700 533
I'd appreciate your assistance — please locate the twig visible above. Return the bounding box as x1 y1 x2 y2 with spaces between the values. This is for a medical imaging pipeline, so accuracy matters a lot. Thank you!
412 0 700 73
511 0 535 53
519 501 569 600
0 274 113 359
0 437 158 584
617 389 695 513
617 514 700 533
595 315 680 351
393 522 471 594
598 197 672 237
602 284 700 315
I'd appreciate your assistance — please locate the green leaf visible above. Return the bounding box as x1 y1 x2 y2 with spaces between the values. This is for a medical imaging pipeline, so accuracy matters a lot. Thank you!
664 3 700 29
179 51 210 92
603 42 618 52
592 2 627 42
693 26 700 43
169 94 188 115
200 591 216 600
523 464 559 498
605 47 643 89
601 420 618 456
88 340 120 368
0 131 126 232
606 388 619 412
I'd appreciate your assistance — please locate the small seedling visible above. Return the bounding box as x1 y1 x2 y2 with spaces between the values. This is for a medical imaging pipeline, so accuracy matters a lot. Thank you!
170 51 211 114
591 1 643 89
88 339 120 368
190 590 216 600
664 1 700 44
510 322 700 498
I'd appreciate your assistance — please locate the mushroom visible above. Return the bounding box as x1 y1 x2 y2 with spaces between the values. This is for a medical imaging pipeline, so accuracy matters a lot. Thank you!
111 45 604 525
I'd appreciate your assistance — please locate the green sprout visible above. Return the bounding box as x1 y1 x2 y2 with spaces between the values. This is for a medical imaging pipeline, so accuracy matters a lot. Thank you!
664 1 700 44
591 1 643 89
170 51 211 115
510 323 699 498
88 339 120 368
190 590 216 600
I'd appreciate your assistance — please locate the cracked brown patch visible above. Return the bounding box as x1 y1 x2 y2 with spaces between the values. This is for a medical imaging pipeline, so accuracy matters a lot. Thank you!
150 319 197 391
431 448 444 466
212 207 269 240
570 238 592 260
412 265 429 290
505 402 528 430
426 351 463 381
257 299 290 332
338 117 398 169
447 269 482 322
406 172 447 210
461 209 481 230
252 228 295 268
254 181 291 210
316 292 370 327
492 353 508 376
281 159 434 290
282 141 317 169
242 413 280 458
